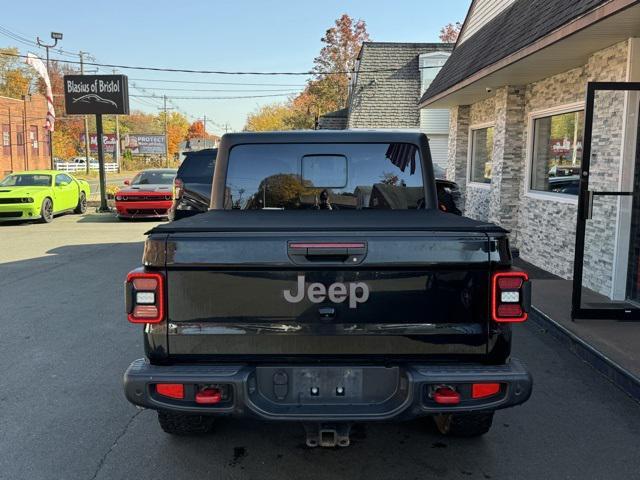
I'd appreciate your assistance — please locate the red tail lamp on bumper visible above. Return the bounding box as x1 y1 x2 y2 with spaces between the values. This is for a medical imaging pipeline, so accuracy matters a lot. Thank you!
125 271 164 324
152 382 231 406
492 271 531 323
429 383 504 405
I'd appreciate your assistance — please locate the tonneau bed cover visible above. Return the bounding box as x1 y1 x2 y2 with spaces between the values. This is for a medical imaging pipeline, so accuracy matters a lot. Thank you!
149 209 507 234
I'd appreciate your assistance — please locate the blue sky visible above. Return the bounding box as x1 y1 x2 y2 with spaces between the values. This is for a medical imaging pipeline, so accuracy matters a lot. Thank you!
2 0 470 134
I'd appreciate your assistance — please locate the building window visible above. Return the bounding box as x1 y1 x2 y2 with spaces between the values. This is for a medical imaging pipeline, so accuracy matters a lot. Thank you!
16 125 24 158
420 52 451 94
469 126 494 184
531 110 584 196
29 126 38 156
2 124 10 156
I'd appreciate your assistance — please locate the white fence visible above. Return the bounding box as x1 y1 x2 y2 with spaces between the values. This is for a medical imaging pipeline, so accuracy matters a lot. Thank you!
54 162 119 173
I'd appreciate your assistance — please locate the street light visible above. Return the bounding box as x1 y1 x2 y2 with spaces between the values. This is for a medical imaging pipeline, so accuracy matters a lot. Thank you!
36 31 63 169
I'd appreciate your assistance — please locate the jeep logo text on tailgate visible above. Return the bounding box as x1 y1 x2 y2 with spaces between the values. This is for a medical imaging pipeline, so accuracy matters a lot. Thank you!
283 275 370 309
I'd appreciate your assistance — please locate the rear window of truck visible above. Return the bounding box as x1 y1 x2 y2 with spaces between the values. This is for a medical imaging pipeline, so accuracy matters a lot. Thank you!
224 143 424 210
178 151 216 182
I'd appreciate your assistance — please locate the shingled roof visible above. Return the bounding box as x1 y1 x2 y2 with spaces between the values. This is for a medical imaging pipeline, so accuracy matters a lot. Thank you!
348 42 453 129
419 0 611 106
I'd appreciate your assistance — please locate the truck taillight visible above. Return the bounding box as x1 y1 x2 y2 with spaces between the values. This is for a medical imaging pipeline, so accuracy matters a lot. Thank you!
174 178 184 199
492 271 529 323
126 271 164 324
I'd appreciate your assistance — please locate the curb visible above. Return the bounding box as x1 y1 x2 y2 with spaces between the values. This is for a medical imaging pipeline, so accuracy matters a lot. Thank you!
529 306 640 403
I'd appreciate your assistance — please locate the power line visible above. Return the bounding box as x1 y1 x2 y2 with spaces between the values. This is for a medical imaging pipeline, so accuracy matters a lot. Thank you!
133 86 304 93
131 93 297 100
0 50 400 75
129 78 307 87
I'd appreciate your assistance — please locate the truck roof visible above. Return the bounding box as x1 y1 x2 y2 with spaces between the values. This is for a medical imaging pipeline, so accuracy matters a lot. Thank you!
220 130 428 146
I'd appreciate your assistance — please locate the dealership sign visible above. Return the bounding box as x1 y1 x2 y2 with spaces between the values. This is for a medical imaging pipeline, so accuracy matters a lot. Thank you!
123 134 166 155
80 133 117 153
64 75 129 115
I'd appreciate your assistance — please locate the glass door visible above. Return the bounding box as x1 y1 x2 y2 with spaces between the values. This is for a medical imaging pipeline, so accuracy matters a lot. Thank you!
572 82 640 320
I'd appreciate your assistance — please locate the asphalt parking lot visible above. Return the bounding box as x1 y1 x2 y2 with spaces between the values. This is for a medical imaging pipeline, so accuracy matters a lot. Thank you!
1 213 639 480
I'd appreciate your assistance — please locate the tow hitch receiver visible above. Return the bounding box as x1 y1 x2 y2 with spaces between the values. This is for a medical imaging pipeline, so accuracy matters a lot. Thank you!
304 423 352 448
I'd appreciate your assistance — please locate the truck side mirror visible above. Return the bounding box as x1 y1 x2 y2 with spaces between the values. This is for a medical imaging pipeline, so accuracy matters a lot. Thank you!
124 180 130 185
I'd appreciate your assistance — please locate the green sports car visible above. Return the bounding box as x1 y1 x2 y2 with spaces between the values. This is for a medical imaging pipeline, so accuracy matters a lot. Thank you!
0 170 90 223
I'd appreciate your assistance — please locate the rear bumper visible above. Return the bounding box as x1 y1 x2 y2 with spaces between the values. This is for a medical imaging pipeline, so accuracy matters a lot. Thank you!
123 358 532 421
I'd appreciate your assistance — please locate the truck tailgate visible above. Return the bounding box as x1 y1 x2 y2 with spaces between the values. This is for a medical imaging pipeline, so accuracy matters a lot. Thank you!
162 228 496 359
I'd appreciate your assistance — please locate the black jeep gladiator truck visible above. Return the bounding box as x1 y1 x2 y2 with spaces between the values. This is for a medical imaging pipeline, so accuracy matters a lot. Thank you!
124 131 532 447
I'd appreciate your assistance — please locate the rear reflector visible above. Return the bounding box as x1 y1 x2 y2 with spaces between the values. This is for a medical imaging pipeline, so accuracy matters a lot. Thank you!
497 303 524 318
156 383 184 399
133 305 159 318
432 386 461 405
195 387 223 404
472 383 501 399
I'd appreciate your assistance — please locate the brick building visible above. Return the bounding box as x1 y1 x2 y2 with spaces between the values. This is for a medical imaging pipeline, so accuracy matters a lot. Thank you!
0 94 51 176
419 0 640 307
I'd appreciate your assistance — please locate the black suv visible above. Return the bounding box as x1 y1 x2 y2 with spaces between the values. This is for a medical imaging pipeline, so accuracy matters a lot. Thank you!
168 148 217 221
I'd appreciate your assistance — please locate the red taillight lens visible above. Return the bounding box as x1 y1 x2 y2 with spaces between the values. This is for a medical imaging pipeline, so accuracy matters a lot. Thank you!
174 178 183 199
492 271 529 323
497 276 523 290
126 271 164 324
156 383 184 399
472 383 501 399
132 277 157 290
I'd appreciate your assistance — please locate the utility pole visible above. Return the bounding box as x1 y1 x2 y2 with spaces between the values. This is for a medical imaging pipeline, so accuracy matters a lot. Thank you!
37 32 62 169
113 69 121 172
79 51 91 173
159 95 173 168
203 114 206 140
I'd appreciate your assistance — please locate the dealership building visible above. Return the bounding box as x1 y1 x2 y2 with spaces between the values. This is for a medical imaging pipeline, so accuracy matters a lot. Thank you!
420 0 640 311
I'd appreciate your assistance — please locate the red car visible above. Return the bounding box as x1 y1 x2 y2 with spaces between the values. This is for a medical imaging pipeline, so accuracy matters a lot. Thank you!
115 169 177 220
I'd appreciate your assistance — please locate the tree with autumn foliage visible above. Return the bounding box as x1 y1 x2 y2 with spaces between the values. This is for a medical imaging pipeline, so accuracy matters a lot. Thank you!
187 120 207 139
0 47 34 98
439 22 462 43
244 14 369 132
311 14 369 110
245 104 293 131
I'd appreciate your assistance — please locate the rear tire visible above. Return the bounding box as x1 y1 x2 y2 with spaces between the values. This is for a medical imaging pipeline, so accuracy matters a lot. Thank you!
39 197 53 223
433 412 494 437
157 411 215 435
74 192 87 214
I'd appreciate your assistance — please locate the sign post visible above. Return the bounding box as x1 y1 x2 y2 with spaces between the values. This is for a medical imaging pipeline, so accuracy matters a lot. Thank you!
63 74 129 212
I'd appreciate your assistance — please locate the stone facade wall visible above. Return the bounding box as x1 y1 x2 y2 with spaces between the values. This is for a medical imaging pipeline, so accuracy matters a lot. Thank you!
469 96 495 126
443 40 630 297
446 106 470 186
518 40 628 294
488 86 526 231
